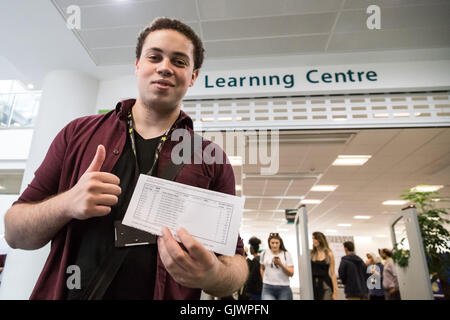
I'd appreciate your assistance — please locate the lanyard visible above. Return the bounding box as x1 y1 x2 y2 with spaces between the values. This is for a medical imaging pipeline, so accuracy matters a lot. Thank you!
127 108 176 177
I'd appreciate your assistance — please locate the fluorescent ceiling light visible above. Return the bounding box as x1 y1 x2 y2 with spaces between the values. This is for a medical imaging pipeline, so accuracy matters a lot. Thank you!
382 200 408 205
229 156 242 166
332 155 371 166
311 185 338 192
338 224 352 227
410 185 443 192
301 199 322 204
353 215 371 220
325 229 337 233
200 118 214 122
235 185 242 191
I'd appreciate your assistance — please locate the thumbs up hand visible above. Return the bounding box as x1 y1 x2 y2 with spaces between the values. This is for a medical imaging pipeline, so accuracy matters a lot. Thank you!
62 145 122 220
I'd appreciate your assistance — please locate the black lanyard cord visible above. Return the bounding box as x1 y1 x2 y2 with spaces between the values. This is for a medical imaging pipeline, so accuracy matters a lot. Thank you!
127 108 177 176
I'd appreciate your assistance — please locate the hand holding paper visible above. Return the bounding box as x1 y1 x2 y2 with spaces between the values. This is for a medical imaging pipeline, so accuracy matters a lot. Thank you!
122 174 244 256
158 227 221 289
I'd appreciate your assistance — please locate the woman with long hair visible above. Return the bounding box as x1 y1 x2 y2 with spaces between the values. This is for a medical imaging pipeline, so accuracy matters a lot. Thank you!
310 232 338 300
366 252 385 300
260 233 294 300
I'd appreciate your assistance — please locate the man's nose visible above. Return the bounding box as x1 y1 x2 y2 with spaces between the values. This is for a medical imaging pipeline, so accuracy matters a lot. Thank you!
157 58 173 77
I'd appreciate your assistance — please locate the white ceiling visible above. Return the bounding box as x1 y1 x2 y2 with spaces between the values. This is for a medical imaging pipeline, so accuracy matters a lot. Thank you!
51 0 450 65
1 0 450 88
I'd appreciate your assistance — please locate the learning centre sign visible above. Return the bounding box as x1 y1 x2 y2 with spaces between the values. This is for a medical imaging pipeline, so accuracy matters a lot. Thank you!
186 61 450 99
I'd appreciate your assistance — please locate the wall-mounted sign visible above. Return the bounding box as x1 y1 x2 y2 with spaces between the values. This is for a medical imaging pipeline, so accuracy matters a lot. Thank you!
186 61 450 99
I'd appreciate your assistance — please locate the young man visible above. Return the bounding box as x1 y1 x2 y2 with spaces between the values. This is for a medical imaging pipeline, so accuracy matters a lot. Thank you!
4 18 248 300
338 241 369 300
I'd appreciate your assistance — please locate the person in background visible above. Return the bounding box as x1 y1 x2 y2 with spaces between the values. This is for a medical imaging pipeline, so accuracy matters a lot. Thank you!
260 233 294 300
366 252 385 300
379 248 401 300
338 241 369 300
310 232 338 300
239 236 263 300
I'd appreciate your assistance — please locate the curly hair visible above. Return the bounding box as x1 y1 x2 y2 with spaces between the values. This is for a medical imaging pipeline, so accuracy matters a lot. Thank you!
249 236 261 255
135 17 205 70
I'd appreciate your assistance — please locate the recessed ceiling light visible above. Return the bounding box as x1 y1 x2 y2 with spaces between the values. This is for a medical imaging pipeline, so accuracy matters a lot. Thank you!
27 83 34 89
325 229 337 233
332 155 371 166
410 185 444 192
382 200 408 205
235 185 242 191
353 215 372 220
229 156 242 166
201 117 214 122
311 185 338 192
301 199 322 204
338 223 352 227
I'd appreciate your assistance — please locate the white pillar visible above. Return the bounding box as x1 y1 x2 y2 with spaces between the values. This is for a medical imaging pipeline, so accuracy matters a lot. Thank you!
0 70 99 299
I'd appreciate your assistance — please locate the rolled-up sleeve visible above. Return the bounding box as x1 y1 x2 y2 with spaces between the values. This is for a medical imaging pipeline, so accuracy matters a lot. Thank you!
14 121 73 205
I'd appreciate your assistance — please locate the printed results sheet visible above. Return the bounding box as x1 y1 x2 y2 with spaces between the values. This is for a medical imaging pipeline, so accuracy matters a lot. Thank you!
122 174 244 256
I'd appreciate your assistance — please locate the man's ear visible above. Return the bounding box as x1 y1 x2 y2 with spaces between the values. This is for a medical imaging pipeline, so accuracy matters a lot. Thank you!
135 58 140 76
189 69 199 87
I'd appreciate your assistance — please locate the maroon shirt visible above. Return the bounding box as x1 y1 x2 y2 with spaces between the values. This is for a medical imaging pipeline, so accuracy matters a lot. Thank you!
15 99 244 300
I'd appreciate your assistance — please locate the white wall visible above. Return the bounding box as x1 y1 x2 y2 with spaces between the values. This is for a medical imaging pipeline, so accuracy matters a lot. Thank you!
0 129 33 161
96 75 137 111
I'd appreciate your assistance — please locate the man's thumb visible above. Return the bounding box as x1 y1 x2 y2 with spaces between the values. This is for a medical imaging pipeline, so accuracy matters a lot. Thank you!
86 145 106 172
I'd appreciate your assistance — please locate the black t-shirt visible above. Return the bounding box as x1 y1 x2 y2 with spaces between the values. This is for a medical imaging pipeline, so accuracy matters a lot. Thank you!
66 130 161 300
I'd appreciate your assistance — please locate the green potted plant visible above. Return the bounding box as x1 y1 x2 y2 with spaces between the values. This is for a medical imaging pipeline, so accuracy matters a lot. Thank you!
392 188 450 300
